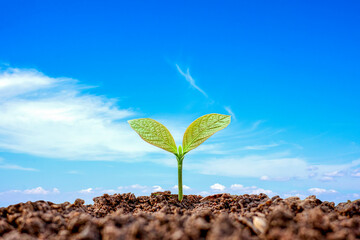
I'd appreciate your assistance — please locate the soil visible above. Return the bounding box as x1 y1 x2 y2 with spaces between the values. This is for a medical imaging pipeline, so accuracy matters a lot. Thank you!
0 191 359 240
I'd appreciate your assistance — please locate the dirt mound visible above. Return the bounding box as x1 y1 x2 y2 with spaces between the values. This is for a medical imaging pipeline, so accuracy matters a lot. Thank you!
1 191 359 239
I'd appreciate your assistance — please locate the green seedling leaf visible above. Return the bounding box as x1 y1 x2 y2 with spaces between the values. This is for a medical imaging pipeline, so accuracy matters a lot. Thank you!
128 118 177 154
182 113 231 153
128 113 231 201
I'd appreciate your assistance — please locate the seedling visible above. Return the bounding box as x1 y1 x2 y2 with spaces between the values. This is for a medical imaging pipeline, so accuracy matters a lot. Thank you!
128 113 231 201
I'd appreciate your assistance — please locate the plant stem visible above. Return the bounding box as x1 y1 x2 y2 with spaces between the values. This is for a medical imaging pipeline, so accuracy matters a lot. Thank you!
177 158 183 201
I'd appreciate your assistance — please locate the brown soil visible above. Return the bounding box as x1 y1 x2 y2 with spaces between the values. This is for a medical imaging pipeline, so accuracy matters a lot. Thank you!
0 191 359 240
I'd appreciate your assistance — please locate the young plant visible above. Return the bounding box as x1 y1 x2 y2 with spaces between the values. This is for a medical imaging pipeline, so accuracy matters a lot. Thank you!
128 113 231 201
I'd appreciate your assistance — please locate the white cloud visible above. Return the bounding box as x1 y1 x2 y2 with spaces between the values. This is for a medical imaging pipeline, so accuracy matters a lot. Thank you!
351 168 360 177
23 187 59 195
130 184 147 189
118 184 146 192
0 68 55 98
210 183 225 192
79 188 93 194
172 185 191 190
260 176 270 181
308 188 337 194
230 184 244 190
176 64 207 97
230 184 274 195
0 68 161 161
152 185 164 192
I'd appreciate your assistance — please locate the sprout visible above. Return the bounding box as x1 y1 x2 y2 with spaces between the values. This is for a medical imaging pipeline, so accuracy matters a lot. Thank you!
128 113 231 201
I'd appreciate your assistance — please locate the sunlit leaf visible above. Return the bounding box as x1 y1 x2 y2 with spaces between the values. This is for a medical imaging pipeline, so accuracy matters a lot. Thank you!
128 118 177 154
182 113 231 153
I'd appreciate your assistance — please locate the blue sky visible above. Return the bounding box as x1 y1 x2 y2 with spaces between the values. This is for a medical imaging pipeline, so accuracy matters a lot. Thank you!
0 0 360 206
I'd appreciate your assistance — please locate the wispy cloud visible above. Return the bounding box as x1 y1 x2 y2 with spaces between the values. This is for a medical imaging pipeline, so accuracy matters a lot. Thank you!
243 143 279 150
308 159 360 181
319 170 345 181
260 175 291 181
187 152 308 178
308 188 337 195
0 164 38 171
0 68 161 161
208 183 274 195
323 170 345 177
24 187 59 195
224 106 236 120
0 157 38 171
351 168 360 177
176 64 208 97
0 187 60 195
186 152 360 181
176 64 238 125
250 120 266 131
319 176 334 182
